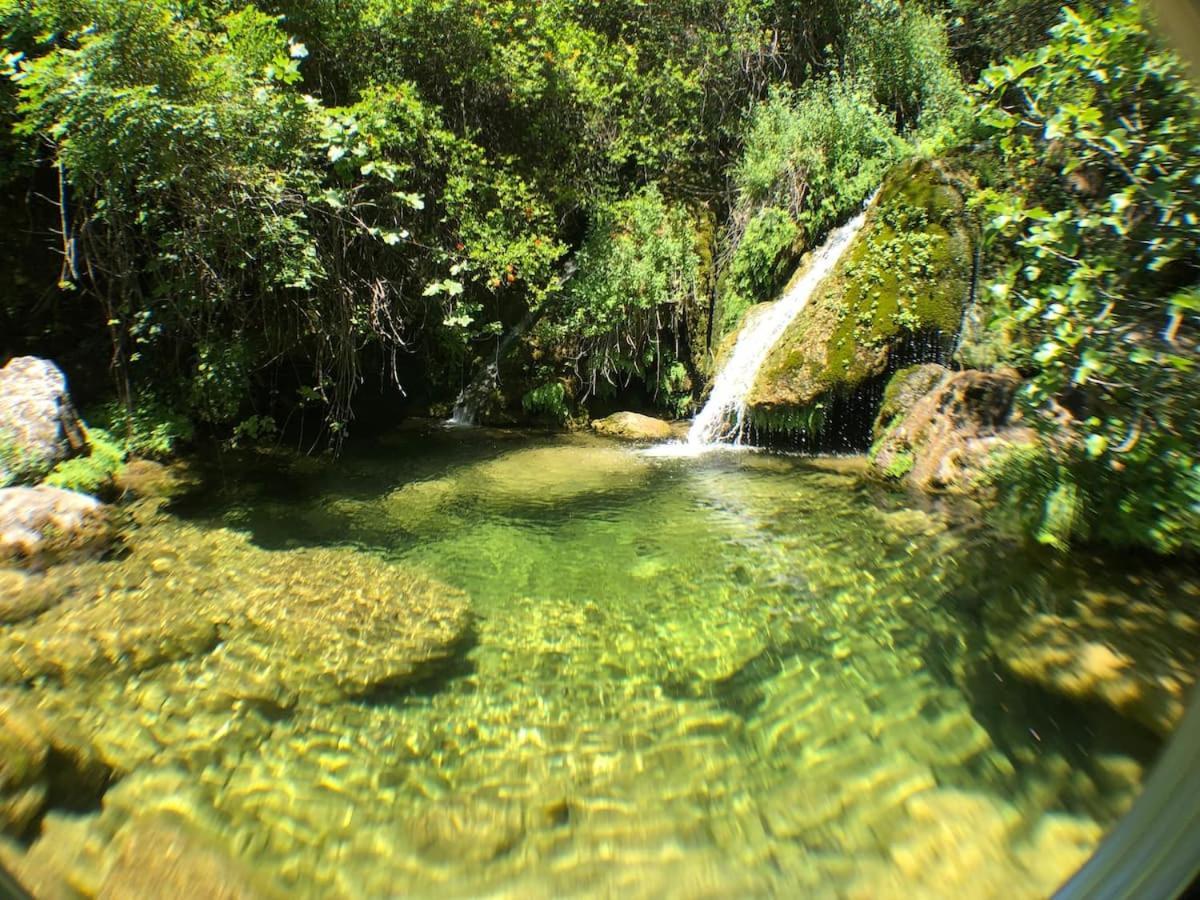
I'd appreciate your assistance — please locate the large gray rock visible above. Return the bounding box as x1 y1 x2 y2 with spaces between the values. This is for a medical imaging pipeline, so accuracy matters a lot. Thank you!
0 357 86 485
0 485 112 566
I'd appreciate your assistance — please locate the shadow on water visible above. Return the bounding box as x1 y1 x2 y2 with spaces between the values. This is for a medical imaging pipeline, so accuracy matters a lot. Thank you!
354 624 482 708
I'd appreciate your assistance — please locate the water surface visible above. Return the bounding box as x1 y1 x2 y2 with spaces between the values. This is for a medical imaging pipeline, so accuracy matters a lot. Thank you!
3 425 1191 898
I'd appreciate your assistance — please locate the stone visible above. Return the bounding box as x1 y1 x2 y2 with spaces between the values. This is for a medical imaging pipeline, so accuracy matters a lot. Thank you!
991 612 1195 736
591 412 674 442
0 485 113 566
0 569 62 624
0 514 472 709
0 812 98 900
872 363 948 440
215 545 473 705
868 366 1036 492
0 357 86 485
98 815 281 900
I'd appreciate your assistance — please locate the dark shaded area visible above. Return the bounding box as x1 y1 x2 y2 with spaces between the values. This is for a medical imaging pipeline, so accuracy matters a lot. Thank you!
750 327 955 453
353 624 481 708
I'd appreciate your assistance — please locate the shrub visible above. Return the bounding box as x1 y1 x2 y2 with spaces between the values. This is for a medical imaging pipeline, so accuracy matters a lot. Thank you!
521 381 570 424
848 2 969 139
540 186 701 411
975 2 1200 552
96 393 195 459
44 427 124 495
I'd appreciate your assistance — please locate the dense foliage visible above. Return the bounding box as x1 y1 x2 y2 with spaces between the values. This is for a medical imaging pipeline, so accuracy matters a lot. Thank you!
976 0 1200 552
1 0 1197 554
537 187 701 415
0 0 978 435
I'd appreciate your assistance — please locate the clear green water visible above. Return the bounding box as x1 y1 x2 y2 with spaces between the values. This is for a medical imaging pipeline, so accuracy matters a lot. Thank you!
2 425 1193 898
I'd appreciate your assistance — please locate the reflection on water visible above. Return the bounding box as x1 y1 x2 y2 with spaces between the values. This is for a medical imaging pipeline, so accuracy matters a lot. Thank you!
0 425 1194 898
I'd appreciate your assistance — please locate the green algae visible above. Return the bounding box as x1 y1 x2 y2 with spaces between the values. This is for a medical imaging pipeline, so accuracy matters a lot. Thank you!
0 426 1190 899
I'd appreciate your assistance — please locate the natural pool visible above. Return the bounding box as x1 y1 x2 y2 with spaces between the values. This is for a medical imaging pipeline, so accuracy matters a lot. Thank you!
1 424 1195 898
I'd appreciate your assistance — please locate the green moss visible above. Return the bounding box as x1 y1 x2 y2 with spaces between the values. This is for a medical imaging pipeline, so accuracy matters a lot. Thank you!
43 427 125 496
821 169 969 385
881 364 929 413
882 450 915 479
873 363 948 443
747 402 826 438
747 159 974 427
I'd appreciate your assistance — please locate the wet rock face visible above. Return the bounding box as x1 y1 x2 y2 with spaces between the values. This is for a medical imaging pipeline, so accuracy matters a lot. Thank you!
745 159 975 438
591 412 673 442
0 486 114 568
869 366 1035 492
0 357 86 486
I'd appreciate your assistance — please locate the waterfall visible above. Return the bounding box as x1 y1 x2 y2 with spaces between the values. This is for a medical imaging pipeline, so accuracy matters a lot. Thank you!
446 393 479 428
444 306 547 429
686 205 871 448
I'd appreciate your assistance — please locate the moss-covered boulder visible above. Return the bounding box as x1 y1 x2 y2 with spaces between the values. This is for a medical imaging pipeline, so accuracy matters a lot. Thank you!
745 159 975 437
868 366 1035 492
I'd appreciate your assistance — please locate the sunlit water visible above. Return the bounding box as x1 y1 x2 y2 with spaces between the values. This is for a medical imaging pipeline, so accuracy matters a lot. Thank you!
1 425 1194 898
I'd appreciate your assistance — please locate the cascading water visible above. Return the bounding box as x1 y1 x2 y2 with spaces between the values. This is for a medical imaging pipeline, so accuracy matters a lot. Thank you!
445 397 477 428
686 203 872 448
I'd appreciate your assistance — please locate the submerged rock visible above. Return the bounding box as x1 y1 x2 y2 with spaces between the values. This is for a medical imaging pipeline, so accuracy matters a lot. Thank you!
591 412 673 442
0 570 62 624
985 577 1199 736
215 546 472 705
868 366 1035 492
98 814 281 900
464 441 651 506
0 485 113 566
0 699 47 837
0 516 471 707
0 812 97 899
744 159 975 441
0 357 86 486
0 691 108 841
